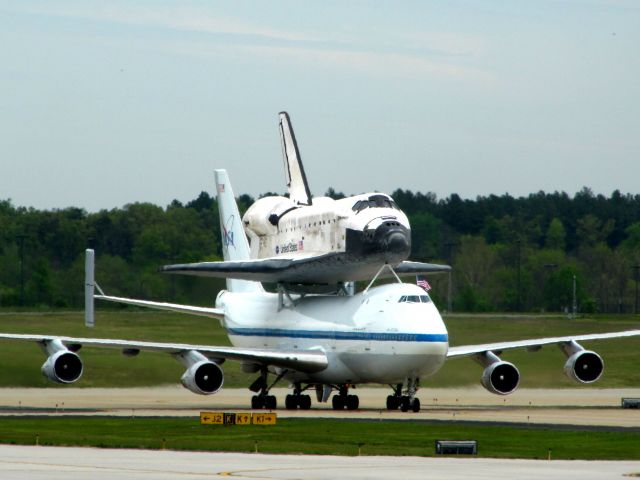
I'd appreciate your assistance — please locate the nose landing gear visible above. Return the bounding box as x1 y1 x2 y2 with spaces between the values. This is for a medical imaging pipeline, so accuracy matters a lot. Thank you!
386 379 421 413
401 396 421 413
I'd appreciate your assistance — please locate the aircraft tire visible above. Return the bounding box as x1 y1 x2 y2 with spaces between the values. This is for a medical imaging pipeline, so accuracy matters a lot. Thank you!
400 396 411 412
299 395 312 410
251 395 264 409
386 395 399 410
332 395 345 410
346 395 359 410
265 395 277 410
285 394 298 410
411 398 421 413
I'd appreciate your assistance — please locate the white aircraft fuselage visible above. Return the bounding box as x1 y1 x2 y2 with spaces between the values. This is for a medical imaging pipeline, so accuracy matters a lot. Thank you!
217 282 448 384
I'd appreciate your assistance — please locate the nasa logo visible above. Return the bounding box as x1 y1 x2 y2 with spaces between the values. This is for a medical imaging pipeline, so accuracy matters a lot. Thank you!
223 215 235 248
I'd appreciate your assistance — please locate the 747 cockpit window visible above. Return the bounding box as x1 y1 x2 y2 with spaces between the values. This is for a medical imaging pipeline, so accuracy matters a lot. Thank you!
398 295 432 303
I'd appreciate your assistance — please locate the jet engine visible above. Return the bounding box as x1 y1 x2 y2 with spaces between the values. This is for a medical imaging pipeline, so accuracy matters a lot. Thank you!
41 350 83 384
180 360 224 395
564 350 604 383
481 360 520 395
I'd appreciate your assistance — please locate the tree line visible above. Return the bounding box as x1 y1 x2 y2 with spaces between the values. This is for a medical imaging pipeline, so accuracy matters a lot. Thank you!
1 187 640 313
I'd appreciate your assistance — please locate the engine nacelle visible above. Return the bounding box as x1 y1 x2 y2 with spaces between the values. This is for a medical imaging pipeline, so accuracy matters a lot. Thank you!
481 361 520 395
180 361 224 395
564 350 604 383
41 350 83 384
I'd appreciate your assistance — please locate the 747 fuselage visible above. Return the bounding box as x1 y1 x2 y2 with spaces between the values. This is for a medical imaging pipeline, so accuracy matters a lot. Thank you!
217 282 447 385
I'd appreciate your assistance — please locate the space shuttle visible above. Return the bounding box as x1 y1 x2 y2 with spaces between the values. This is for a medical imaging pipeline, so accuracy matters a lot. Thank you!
162 112 449 290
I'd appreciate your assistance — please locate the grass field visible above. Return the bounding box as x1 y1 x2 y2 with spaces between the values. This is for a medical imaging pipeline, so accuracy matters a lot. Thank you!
0 416 639 460
0 310 639 389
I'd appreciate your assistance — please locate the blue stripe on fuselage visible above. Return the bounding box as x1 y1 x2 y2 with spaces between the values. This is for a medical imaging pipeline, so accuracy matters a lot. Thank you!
226 328 447 343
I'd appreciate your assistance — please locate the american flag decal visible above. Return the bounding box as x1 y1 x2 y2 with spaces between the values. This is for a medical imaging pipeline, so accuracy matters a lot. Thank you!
217 183 225 193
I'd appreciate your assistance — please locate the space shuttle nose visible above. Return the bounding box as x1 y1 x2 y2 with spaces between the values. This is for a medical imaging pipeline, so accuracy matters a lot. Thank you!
384 231 410 254
345 219 411 262
374 222 411 258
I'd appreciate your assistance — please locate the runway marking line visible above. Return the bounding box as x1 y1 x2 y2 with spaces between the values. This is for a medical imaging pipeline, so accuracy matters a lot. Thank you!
216 465 378 480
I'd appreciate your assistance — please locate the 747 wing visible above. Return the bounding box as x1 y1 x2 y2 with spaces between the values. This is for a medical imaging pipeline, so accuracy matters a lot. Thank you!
0 332 328 395
447 329 640 395
447 330 640 358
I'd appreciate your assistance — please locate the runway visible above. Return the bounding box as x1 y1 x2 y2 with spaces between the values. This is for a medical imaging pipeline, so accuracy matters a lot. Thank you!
1 444 639 480
1 386 640 427
2 387 640 479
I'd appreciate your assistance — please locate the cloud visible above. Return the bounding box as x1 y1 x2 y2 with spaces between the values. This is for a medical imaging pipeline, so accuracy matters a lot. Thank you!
10 2 493 83
395 31 488 57
238 45 493 83
11 3 327 43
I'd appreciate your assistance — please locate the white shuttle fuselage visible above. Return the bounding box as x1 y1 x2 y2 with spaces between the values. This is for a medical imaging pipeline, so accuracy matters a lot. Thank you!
243 193 411 267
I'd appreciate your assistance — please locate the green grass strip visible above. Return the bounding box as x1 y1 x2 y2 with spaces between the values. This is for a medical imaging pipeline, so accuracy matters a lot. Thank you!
0 416 638 460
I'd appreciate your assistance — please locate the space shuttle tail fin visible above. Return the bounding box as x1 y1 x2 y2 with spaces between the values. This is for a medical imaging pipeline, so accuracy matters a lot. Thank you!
279 111 312 206
214 169 262 293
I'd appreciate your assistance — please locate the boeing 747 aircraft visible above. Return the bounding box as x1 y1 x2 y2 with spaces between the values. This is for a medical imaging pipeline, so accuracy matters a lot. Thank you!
1 172 639 412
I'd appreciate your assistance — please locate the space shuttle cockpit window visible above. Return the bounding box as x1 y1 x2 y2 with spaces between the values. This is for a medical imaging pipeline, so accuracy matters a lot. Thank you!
353 195 400 213
352 200 365 212
368 195 394 209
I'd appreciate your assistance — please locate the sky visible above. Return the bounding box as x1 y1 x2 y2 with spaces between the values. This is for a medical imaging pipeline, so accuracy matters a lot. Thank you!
1 1 639 211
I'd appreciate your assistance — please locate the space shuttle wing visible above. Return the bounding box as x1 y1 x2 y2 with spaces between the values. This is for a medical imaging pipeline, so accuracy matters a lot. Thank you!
161 257 298 282
162 254 352 284
162 256 451 284
394 261 451 275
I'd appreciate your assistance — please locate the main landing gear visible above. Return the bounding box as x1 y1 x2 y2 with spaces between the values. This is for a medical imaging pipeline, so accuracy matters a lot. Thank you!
251 393 277 410
386 381 421 413
285 383 312 410
249 368 286 410
331 384 359 410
